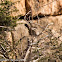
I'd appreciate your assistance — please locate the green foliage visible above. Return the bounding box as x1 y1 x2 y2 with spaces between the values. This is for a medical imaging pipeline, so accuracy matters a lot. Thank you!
0 0 17 27
0 0 19 59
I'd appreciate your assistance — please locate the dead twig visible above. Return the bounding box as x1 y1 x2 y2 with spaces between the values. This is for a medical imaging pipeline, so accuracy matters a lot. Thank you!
24 46 31 62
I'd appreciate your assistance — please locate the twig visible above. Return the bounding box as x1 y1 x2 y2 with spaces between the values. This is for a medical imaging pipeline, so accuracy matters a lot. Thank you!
24 10 31 20
45 23 54 30
24 46 31 62
32 55 45 62
0 26 7 28
30 34 50 45
0 44 9 59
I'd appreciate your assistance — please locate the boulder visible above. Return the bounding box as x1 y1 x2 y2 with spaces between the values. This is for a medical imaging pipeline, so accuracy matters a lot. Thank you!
37 15 62 33
9 0 26 17
26 0 62 17
12 20 29 42
11 0 26 16
30 15 62 43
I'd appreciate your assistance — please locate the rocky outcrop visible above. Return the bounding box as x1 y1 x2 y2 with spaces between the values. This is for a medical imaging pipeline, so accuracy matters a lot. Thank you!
1 0 62 17
26 0 62 17
11 20 29 42
9 0 26 16
32 15 62 36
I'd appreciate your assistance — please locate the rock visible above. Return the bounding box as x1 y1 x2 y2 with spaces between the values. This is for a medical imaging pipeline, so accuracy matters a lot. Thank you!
32 15 62 33
10 0 26 17
30 15 62 46
26 0 62 17
38 15 62 33
12 20 29 42
1 0 62 17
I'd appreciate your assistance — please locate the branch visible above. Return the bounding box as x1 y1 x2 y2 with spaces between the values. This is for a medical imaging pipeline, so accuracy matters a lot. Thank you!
24 46 31 62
